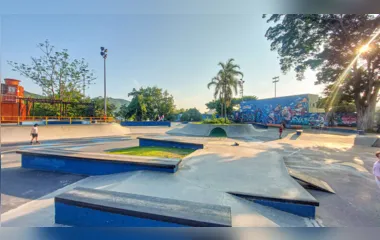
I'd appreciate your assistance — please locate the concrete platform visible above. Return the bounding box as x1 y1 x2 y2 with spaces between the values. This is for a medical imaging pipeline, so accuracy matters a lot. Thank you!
17 149 181 175
55 187 231 227
138 137 204 150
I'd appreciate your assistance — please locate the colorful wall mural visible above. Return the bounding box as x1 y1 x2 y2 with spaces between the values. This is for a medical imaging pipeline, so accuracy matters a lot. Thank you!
236 94 357 126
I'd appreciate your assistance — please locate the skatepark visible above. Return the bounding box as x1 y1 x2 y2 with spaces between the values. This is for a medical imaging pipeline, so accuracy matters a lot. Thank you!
1 123 380 227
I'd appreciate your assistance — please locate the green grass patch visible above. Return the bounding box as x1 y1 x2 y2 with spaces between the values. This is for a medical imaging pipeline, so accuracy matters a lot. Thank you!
108 146 195 159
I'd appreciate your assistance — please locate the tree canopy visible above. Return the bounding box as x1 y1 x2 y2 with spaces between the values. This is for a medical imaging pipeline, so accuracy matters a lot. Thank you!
8 40 96 101
207 58 243 119
117 86 175 121
205 96 258 116
180 108 202 122
264 14 380 130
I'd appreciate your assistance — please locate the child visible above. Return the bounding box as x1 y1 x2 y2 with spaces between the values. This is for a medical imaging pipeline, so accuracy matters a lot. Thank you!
374 152 380 189
30 124 40 144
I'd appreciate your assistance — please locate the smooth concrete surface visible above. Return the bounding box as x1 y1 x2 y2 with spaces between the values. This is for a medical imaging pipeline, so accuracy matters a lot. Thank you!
55 187 231 227
3 131 380 227
1 124 131 143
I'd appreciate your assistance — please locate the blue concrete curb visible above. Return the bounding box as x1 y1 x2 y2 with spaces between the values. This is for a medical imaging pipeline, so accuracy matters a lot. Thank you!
121 121 171 127
17 150 180 175
55 187 232 227
138 137 204 150
228 192 318 218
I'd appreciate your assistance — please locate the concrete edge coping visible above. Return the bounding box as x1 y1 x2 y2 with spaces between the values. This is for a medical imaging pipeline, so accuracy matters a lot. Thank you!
55 187 232 227
16 148 181 169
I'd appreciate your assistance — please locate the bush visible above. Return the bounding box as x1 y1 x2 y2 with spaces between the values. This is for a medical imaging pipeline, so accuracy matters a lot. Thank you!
180 108 202 122
202 117 231 124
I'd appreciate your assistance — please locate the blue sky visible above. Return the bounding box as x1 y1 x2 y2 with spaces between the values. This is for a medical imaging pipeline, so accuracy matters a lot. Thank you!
1 14 325 112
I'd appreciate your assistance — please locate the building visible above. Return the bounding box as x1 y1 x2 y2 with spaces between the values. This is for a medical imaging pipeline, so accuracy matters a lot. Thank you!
1 78 29 123
238 94 325 125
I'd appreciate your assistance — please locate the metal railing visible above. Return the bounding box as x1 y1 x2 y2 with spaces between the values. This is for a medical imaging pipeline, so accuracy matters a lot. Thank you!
0 116 117 125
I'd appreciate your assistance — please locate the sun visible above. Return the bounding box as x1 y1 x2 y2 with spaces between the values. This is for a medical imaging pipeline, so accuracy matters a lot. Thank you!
359 44 370 53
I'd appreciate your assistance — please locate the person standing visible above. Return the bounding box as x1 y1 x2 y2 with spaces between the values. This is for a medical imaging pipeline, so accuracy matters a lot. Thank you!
30 124 40 144
279 122 285 139
374 152 380 189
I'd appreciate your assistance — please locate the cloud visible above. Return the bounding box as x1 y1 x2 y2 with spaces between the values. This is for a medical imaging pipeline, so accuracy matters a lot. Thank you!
133 79 140 88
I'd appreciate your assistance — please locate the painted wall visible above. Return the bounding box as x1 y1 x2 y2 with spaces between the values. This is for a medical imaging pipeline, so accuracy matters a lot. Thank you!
237 94 357 126
239 94 311 125
120 121 171 127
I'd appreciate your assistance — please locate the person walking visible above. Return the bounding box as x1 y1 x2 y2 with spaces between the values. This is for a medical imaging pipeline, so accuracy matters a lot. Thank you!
373 152 380 189
30 124 40 144
279 122 285 139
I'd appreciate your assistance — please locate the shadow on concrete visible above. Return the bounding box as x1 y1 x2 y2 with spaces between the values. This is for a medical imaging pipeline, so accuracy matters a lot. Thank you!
275 141 380 226
290 133 300 141
1 167 85 213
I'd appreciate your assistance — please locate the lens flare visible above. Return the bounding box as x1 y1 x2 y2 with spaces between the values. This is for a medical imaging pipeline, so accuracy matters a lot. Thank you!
326 28 380 111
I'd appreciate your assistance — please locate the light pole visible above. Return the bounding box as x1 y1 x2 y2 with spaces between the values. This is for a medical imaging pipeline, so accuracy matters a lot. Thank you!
272 76 279 98
100 47 108 117
239 78 245 99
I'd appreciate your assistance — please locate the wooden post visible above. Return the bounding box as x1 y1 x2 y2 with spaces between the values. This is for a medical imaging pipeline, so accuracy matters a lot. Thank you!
46 117 48 125
17 116 20 125
70 117 72 125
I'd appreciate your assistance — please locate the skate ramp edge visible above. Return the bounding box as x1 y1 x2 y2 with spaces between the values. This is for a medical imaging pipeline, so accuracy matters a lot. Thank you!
1 124 131 143
166 124 264 138
55 187 232 227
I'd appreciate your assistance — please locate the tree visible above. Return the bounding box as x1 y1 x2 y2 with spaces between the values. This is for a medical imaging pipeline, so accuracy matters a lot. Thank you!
205 96 258 116
121 86 175 121
264 14 380 130
8 40 96 100
180 108 202 122
207 59 243 120
92 97 117 117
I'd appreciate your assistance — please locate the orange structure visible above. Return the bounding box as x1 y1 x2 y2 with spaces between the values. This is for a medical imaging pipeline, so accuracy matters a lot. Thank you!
1 78 29 123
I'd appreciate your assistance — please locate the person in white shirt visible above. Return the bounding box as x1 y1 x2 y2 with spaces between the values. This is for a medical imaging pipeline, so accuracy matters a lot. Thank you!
30 124 40 144
374 152 380 189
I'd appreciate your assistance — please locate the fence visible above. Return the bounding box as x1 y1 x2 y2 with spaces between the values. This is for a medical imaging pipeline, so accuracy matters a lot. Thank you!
0 116 116 125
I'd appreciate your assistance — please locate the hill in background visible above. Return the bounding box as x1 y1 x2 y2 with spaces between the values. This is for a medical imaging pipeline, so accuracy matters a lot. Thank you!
24 91 130 111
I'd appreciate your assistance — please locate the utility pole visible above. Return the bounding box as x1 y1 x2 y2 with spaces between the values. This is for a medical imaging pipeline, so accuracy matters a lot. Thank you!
239 79 245 99
272 76 279 98
100 47 108 117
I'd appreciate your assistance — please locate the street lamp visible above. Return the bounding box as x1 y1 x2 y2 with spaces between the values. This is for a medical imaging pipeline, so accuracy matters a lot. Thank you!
272 76 280 98
239 78 245 99
100 47 108 117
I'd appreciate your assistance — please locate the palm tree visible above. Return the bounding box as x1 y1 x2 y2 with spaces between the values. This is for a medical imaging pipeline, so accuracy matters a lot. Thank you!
207 58 243 120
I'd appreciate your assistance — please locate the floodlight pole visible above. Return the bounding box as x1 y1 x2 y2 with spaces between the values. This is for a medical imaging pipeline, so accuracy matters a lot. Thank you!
100 47 108 117
272 76 279 98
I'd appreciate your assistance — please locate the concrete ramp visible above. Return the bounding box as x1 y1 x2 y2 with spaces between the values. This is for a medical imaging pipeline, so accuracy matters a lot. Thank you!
371 137 380 148
167 123 268 138
287 168 335 194
354 135 378 147
1 124 131 143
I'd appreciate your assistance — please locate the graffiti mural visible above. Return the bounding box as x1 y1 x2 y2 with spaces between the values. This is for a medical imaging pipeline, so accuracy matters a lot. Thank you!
236 94 357 126
239 94 310 125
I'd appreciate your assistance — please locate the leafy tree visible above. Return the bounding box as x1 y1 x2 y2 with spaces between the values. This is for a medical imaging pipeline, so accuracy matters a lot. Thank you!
121 86 175 121
92 97 117 117
8 40 96 100
317 97 356 113
207 59 243 119
180 108 202 122
264 14 380 130
205 96 258 116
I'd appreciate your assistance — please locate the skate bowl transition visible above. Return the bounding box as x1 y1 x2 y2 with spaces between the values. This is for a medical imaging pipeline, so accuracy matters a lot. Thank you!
166 123 267 138
1 123 131 144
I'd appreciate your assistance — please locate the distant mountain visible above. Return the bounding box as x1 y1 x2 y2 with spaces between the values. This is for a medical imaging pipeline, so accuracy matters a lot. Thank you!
24 91 43 98
24 91 130 111
107 97 130 111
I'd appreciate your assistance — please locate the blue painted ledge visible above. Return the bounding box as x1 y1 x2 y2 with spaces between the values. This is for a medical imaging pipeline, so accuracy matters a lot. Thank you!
120 121 171 127
55 187 232 227
17 149 181 175
228 192 318 218
138 137 204 150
